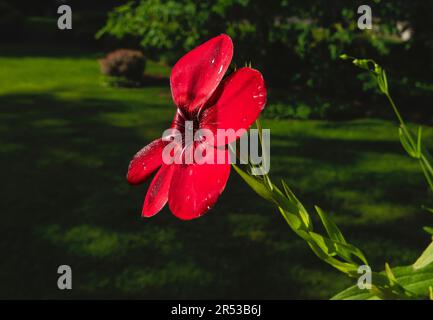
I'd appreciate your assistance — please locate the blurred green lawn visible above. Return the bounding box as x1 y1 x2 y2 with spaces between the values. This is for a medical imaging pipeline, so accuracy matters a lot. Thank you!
1 45 432 299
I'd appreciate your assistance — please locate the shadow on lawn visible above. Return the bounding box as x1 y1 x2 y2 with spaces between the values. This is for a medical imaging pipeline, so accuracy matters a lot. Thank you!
268 132 432 267
0 92 431 299
0 92 320 299
271 133 429 205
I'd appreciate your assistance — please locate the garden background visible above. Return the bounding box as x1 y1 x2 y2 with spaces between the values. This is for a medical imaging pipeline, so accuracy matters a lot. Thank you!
1 0 433 299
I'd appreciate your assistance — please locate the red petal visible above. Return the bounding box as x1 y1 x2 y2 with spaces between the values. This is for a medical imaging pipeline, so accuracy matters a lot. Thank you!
127 139 166 185
142 164 175 217
170 34 233 114
200 67 267 145
168 159 231 220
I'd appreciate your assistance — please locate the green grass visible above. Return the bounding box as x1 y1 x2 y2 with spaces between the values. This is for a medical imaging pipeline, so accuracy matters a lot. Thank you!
1 45 432 299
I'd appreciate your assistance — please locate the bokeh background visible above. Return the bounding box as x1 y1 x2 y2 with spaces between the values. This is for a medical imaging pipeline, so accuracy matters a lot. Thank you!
1 0 433 299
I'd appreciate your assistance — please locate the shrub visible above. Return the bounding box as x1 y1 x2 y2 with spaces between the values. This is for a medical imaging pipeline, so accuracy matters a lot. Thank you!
99 49 147 85
97 1 433 110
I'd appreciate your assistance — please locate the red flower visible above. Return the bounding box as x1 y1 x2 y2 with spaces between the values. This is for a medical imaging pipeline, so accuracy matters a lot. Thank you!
127 34 267 220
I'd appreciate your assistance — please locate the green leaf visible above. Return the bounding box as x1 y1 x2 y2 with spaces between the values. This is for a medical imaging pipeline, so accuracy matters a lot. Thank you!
419 160 433 192
232 164 273 202
377 69 388 94
413 241 433 270
306 239 359 276
315 206 347 244
399 127 417 157
422 206 433 214
385 263 398 285
281 179 296 201
423 226 433 235
281 180 311 229
332 264 433 300
381 69 388 93
352 58 373 71
270 184 300 216
308 232 367 266
278 207 303 232
416 126 423 158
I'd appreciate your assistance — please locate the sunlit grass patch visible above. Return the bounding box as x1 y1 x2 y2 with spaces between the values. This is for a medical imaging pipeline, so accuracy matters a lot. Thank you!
37 224 180 258
1 45 432 299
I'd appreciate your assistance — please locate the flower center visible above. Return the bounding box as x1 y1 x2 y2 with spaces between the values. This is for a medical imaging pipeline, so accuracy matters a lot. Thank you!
174 108 202 135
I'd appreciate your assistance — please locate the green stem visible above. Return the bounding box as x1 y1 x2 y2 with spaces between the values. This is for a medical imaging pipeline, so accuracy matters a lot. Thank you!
385 93 405 127
385 93 417 148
